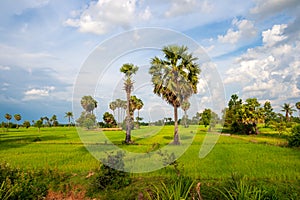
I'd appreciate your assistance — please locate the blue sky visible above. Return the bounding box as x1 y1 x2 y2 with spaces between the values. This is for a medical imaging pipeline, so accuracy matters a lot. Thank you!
0 0 300 123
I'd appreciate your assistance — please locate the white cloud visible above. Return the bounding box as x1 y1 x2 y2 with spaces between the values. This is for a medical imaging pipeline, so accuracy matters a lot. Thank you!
23 86 55 100
218 19 257 44
224 22 300 106
65 0 151 35
0 65 10 70
165 0 211 18
250 0 299 18
262 24 288 46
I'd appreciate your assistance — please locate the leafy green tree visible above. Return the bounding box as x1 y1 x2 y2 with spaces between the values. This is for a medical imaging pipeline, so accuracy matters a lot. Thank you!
4 113 12 130
200 108 212 127
263 101 276 127
181 100 190 128
23 120 31 129
103 112 117 128
50 115 58 127
35 120 43 133
281 103 295 122
242 98 262 134
120 63 138 144
288 125 300 147
76 112 96 129
14 114 21 129
64 112 73 128
81 95 98 114
149 45 200 144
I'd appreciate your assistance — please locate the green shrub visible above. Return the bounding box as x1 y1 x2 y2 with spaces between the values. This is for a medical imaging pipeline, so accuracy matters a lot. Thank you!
288 125 300 147
93 151 131 190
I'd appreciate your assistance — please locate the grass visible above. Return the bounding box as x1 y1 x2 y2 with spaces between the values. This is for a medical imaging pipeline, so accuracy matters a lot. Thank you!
0 125 299 181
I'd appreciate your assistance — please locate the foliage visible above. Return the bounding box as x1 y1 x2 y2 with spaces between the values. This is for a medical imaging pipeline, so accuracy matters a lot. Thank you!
13 114 21 129
80 95 98 114
281 103 296 122
149 45 201 144
22 120 31 128
145 176 194 200
102 112 117 128
64 111 73 128
35 119 43 132
76 111 96 129
288 125 300 147
263 101 276 127
0 162 68 200
93 151 131 190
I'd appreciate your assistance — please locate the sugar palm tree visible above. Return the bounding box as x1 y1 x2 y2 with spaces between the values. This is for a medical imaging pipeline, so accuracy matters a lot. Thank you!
4 113 12 130
149 45 200 144
65 112 73 128
136 98 144 128
109 101 117 119
120 63 139 144
181 100 190 128
14 114 21 129
281 103 296 122
81 95 98 114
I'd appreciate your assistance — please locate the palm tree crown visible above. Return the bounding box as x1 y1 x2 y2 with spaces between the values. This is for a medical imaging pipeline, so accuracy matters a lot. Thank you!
281 103 296 121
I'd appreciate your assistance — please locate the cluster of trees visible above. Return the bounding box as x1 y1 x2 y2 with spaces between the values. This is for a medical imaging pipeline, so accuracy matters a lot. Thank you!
2 112 74 132
76 45 201 145
222 94 300 135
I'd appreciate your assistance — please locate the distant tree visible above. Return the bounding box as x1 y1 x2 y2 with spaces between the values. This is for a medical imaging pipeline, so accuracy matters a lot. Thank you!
295 102 300 117
65 112 73 128
281 103 296 122
181 100 190 128
103 112 117 128
50 115 58 127
4 113 12 130
149 45 200 144
200 109 212 128
120 63 138 144
109 101 117 118
263 101 276 127
23 120 31 129
135 98 144 128
81 95 98 114
35 120 43 133
14 114 21 129
76 112 96 129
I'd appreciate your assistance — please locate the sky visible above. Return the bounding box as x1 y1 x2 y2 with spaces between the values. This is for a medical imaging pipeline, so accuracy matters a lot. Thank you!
0 0 300 124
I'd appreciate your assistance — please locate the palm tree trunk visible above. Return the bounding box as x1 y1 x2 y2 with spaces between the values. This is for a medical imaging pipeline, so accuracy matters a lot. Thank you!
125 91 131 143
173 106 180 145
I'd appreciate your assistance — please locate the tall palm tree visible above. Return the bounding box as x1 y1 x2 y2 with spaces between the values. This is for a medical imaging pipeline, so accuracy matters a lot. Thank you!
65 112 73 128
281 103 296 122
4 113 12 130
181 100 190 128
120 63 139 144
14 114 21 129
149 45 200 144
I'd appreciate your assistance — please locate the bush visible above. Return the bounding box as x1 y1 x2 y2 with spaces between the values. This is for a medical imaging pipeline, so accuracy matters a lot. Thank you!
288 125 300 147
93 151 131 190
0 162 68 200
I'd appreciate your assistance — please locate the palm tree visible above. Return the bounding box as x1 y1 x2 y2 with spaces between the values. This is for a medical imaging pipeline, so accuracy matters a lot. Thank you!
295 102 300 117
181 100 190 128
65 112 73 128
14 114 22 129
149 45 200 144
136 98 144 128
281 103 296 122
4 113 12 130
120 63 139 144
109 101 117 119
81 95 98 114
